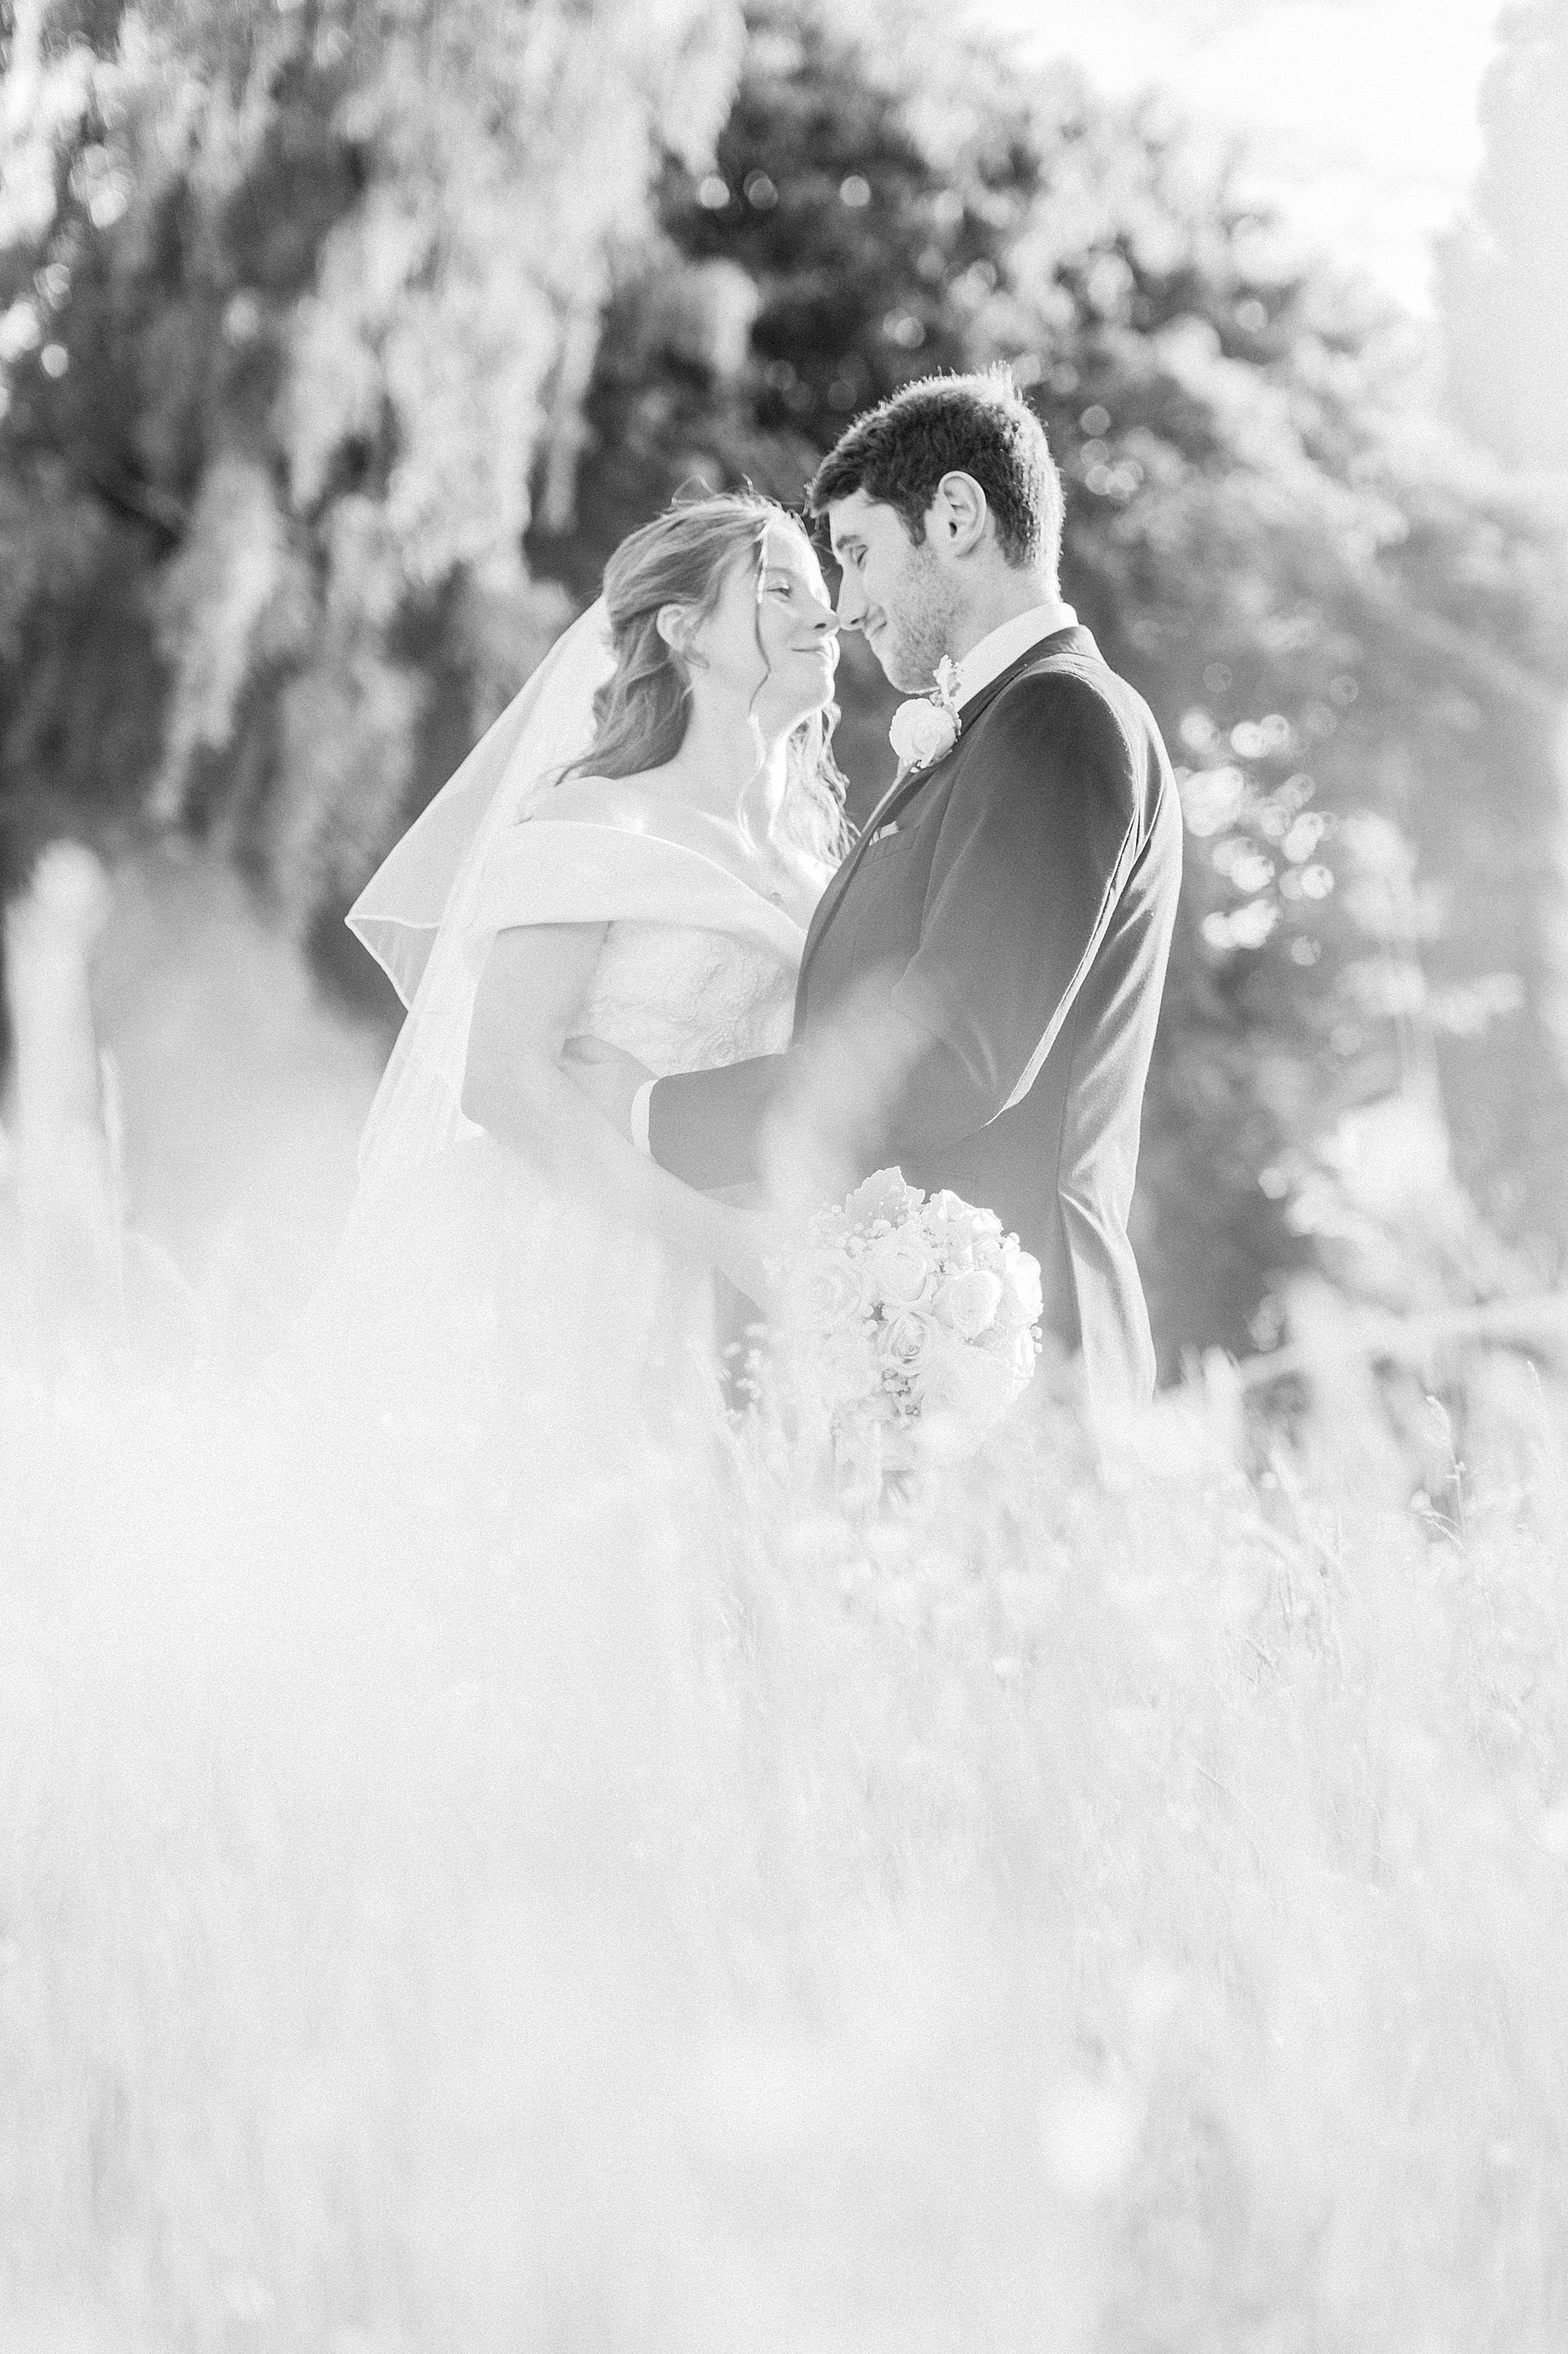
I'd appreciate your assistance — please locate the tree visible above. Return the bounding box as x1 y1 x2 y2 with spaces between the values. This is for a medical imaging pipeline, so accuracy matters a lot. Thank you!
527 0 1048 785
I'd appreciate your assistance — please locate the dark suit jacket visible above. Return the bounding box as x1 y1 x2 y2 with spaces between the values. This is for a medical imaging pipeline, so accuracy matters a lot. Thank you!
648 625 1183 1412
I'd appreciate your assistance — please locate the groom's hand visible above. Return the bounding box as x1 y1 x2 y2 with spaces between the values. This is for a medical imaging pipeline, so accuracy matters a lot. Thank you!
561 1035 653 1141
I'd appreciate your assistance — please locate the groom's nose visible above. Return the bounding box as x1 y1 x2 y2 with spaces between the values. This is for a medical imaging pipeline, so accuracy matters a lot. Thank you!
834 572 866 629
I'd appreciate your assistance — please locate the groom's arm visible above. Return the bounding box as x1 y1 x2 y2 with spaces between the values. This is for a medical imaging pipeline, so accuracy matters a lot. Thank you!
866 671 1144 1163
644 673 1147 1190
645 1049 790 1191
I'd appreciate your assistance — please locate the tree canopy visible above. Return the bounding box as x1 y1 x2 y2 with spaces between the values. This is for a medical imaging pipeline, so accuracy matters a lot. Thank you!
0 0 742 983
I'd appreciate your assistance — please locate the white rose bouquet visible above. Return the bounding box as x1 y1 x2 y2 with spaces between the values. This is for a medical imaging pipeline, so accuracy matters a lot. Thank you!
780 1167 1044 1474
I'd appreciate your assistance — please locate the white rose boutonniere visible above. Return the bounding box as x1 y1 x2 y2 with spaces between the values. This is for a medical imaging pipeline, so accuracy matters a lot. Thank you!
887 656 961 775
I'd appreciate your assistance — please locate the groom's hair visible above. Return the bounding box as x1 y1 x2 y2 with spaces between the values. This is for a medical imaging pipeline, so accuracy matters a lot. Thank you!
806 369 1062 573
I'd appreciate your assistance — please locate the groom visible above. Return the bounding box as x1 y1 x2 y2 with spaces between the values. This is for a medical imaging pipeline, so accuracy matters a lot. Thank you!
590 370 1181 1419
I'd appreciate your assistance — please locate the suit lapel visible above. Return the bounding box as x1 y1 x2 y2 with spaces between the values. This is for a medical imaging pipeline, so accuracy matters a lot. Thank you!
949 623 1094 732
797 624 1095 1019
797 765 919 973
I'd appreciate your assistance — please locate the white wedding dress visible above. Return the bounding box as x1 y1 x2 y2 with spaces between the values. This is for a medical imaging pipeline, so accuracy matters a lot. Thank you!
286 808 814 1865
300 812 806 1460
290 603 823 1777
299 605 798 1394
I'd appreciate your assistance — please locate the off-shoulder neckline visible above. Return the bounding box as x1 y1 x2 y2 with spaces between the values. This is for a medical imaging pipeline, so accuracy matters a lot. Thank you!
499 815 813 936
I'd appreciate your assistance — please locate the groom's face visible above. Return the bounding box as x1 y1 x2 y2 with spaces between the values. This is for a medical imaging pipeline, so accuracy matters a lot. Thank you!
827 489 960 696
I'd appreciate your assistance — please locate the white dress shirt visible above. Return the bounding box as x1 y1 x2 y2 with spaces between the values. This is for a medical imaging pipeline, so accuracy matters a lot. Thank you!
948 595 1078 709
630 594 1080 1153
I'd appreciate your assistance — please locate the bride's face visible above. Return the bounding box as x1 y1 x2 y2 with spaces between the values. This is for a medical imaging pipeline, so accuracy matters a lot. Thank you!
685 521 840 736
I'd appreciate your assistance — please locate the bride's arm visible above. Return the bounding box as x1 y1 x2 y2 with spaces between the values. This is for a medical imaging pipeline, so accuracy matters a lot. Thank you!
461 921 772 1296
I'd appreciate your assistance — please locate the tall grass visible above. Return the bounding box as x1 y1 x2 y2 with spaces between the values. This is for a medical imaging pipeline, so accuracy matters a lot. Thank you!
2 1325 1566 2349
3 852 1566 2346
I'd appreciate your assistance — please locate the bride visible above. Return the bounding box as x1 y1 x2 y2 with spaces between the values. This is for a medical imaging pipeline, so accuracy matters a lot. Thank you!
301 493 844 1469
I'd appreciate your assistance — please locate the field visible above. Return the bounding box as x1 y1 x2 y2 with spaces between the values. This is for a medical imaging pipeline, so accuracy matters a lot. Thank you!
2 1324 1566 2350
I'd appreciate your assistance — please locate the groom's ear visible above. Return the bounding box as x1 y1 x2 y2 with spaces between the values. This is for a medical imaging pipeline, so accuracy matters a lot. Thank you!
929 471 990 558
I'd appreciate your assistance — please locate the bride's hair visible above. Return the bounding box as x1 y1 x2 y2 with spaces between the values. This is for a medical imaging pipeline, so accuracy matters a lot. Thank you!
560 492 849 862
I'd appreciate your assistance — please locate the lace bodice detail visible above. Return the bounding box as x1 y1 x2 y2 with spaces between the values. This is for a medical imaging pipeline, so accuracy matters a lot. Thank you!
576 920 797 1075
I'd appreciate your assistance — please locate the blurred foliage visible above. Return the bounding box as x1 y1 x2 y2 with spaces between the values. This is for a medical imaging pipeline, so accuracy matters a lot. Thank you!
3 0 1567 1366
0 0 742 996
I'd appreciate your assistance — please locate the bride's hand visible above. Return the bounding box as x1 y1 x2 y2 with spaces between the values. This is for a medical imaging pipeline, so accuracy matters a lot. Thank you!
561 1035 655 1138
561 1038 788 1306
715 1208 790 1313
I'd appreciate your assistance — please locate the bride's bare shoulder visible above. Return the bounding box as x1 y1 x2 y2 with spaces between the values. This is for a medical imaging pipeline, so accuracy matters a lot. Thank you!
534 773 648 830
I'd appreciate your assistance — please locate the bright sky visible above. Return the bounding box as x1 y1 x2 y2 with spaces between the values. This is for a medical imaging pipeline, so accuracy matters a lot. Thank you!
971 0 1505 311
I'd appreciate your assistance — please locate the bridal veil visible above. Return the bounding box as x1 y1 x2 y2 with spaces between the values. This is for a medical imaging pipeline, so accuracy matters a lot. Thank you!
344 600 615 1203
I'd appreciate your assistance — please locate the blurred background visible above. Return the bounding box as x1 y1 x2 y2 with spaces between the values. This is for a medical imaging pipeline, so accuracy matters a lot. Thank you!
2 0 1566 1375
